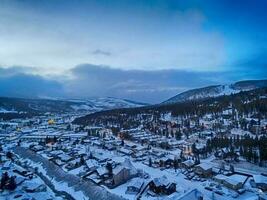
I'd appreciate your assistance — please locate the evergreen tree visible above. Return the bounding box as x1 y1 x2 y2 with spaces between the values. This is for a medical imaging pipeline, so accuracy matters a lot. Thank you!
106 162 113 177
7 176 16 191
0 172 9 189
149 157 152 167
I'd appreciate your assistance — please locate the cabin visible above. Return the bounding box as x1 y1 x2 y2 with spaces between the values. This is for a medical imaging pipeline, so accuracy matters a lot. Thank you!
57 153 72 162
176 189 203 200
85 159 99 172
126 178 144 194
118 147 132 156
194 163 212 177
31 145 45 152
181 160 195 169
96 167 109 179
253 175 267 191
23 182 47 193
214 174 247 191
111 159 138 187
149 176 176 195
112 166 131 186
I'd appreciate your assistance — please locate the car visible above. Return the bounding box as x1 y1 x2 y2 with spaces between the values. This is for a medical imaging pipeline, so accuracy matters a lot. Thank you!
214 190 224 195
231 192 239 198
205 186 213 191
237 189 246 194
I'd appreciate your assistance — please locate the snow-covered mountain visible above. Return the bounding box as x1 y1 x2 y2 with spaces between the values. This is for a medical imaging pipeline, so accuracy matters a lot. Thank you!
163 79 267 104
66 97 147 112
0 97 147 114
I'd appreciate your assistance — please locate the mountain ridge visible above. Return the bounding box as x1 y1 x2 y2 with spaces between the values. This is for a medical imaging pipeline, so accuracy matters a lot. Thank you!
0 96 147 115
163 79 267 104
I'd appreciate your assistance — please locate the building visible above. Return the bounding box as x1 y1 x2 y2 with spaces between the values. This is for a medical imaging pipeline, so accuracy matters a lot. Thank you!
181 160 195 169
214 174 247 191
253 175 267 191
126 178 144 194
112 166 131 186
175 189 203 200
149 175 176 195
111 159 138 187
194 163 212 177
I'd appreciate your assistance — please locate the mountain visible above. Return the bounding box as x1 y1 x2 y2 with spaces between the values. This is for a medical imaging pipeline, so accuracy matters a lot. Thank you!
73 86 267 125
163 79 267 104
0 96 147 115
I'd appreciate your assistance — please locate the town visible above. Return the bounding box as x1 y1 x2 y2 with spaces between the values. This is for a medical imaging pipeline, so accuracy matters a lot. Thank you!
1 1 267 199
1 95 267 200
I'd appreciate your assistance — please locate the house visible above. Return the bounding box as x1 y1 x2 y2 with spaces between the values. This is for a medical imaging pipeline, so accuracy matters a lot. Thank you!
253 175 267 191
126 178 144 194
65 158 81 170
259 194 267 200
93 153 110 163
160 154 179 167
194 163 212 177
15 176 26 185
53 159 65 166
118 147 132 156
96 167 109 179
172 189 203 200
85 159 99 171
23 182 47 193
2 161 12 170
13 167 33 178
111 159 138 187
214 174 247 190
57 153 72 162
31 145 45 152
181 160 195 169
112 166 131 186
149 175 176 195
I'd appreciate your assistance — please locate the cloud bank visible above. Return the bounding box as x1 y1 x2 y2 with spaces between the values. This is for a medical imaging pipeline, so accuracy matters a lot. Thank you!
0 67 63 98
0 65 223 103
0 52 266 103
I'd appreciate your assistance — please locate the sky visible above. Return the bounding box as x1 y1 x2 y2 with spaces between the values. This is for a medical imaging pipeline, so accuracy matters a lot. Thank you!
0 0 267 103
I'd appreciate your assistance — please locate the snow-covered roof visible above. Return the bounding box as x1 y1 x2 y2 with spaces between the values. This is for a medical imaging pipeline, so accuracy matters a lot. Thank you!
121 158 137 175
85 159 98 169
152 175 171 187
175 189 202 200
182 160 195 167
96 167 107 176
196 163 212 170
127 178 144 189
57 153 72 162
253 175 267 184
228 174 247 184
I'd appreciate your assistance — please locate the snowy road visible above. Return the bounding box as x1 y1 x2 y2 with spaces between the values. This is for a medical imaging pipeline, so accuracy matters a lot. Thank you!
13 147 126 200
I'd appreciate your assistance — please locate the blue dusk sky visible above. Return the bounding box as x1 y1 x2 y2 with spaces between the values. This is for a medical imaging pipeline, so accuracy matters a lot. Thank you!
0 0 266 103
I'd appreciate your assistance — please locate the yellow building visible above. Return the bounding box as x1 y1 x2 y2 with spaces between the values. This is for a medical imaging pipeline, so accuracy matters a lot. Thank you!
48 119 55 125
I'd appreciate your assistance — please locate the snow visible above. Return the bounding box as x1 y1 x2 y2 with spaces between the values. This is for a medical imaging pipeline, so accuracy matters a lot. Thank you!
0 107 17 113
253 175 267 184
196 163 212 170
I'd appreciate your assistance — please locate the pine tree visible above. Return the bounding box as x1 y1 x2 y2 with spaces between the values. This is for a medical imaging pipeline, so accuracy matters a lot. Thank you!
80 155 85 165
149 157 152 167
174 159 178 172
106 163 113 177
7 176 16 191
0 172 9 189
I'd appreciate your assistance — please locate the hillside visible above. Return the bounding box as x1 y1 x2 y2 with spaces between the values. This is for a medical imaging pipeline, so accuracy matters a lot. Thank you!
73 87 267 125
163 79 267 104
0 97 147 119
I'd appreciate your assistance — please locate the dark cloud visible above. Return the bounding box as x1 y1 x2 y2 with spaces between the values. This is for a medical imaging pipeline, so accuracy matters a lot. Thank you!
2 63 264 103
0 67 63 98
65 64 221 103
91 49 112 56
225 51 267 81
